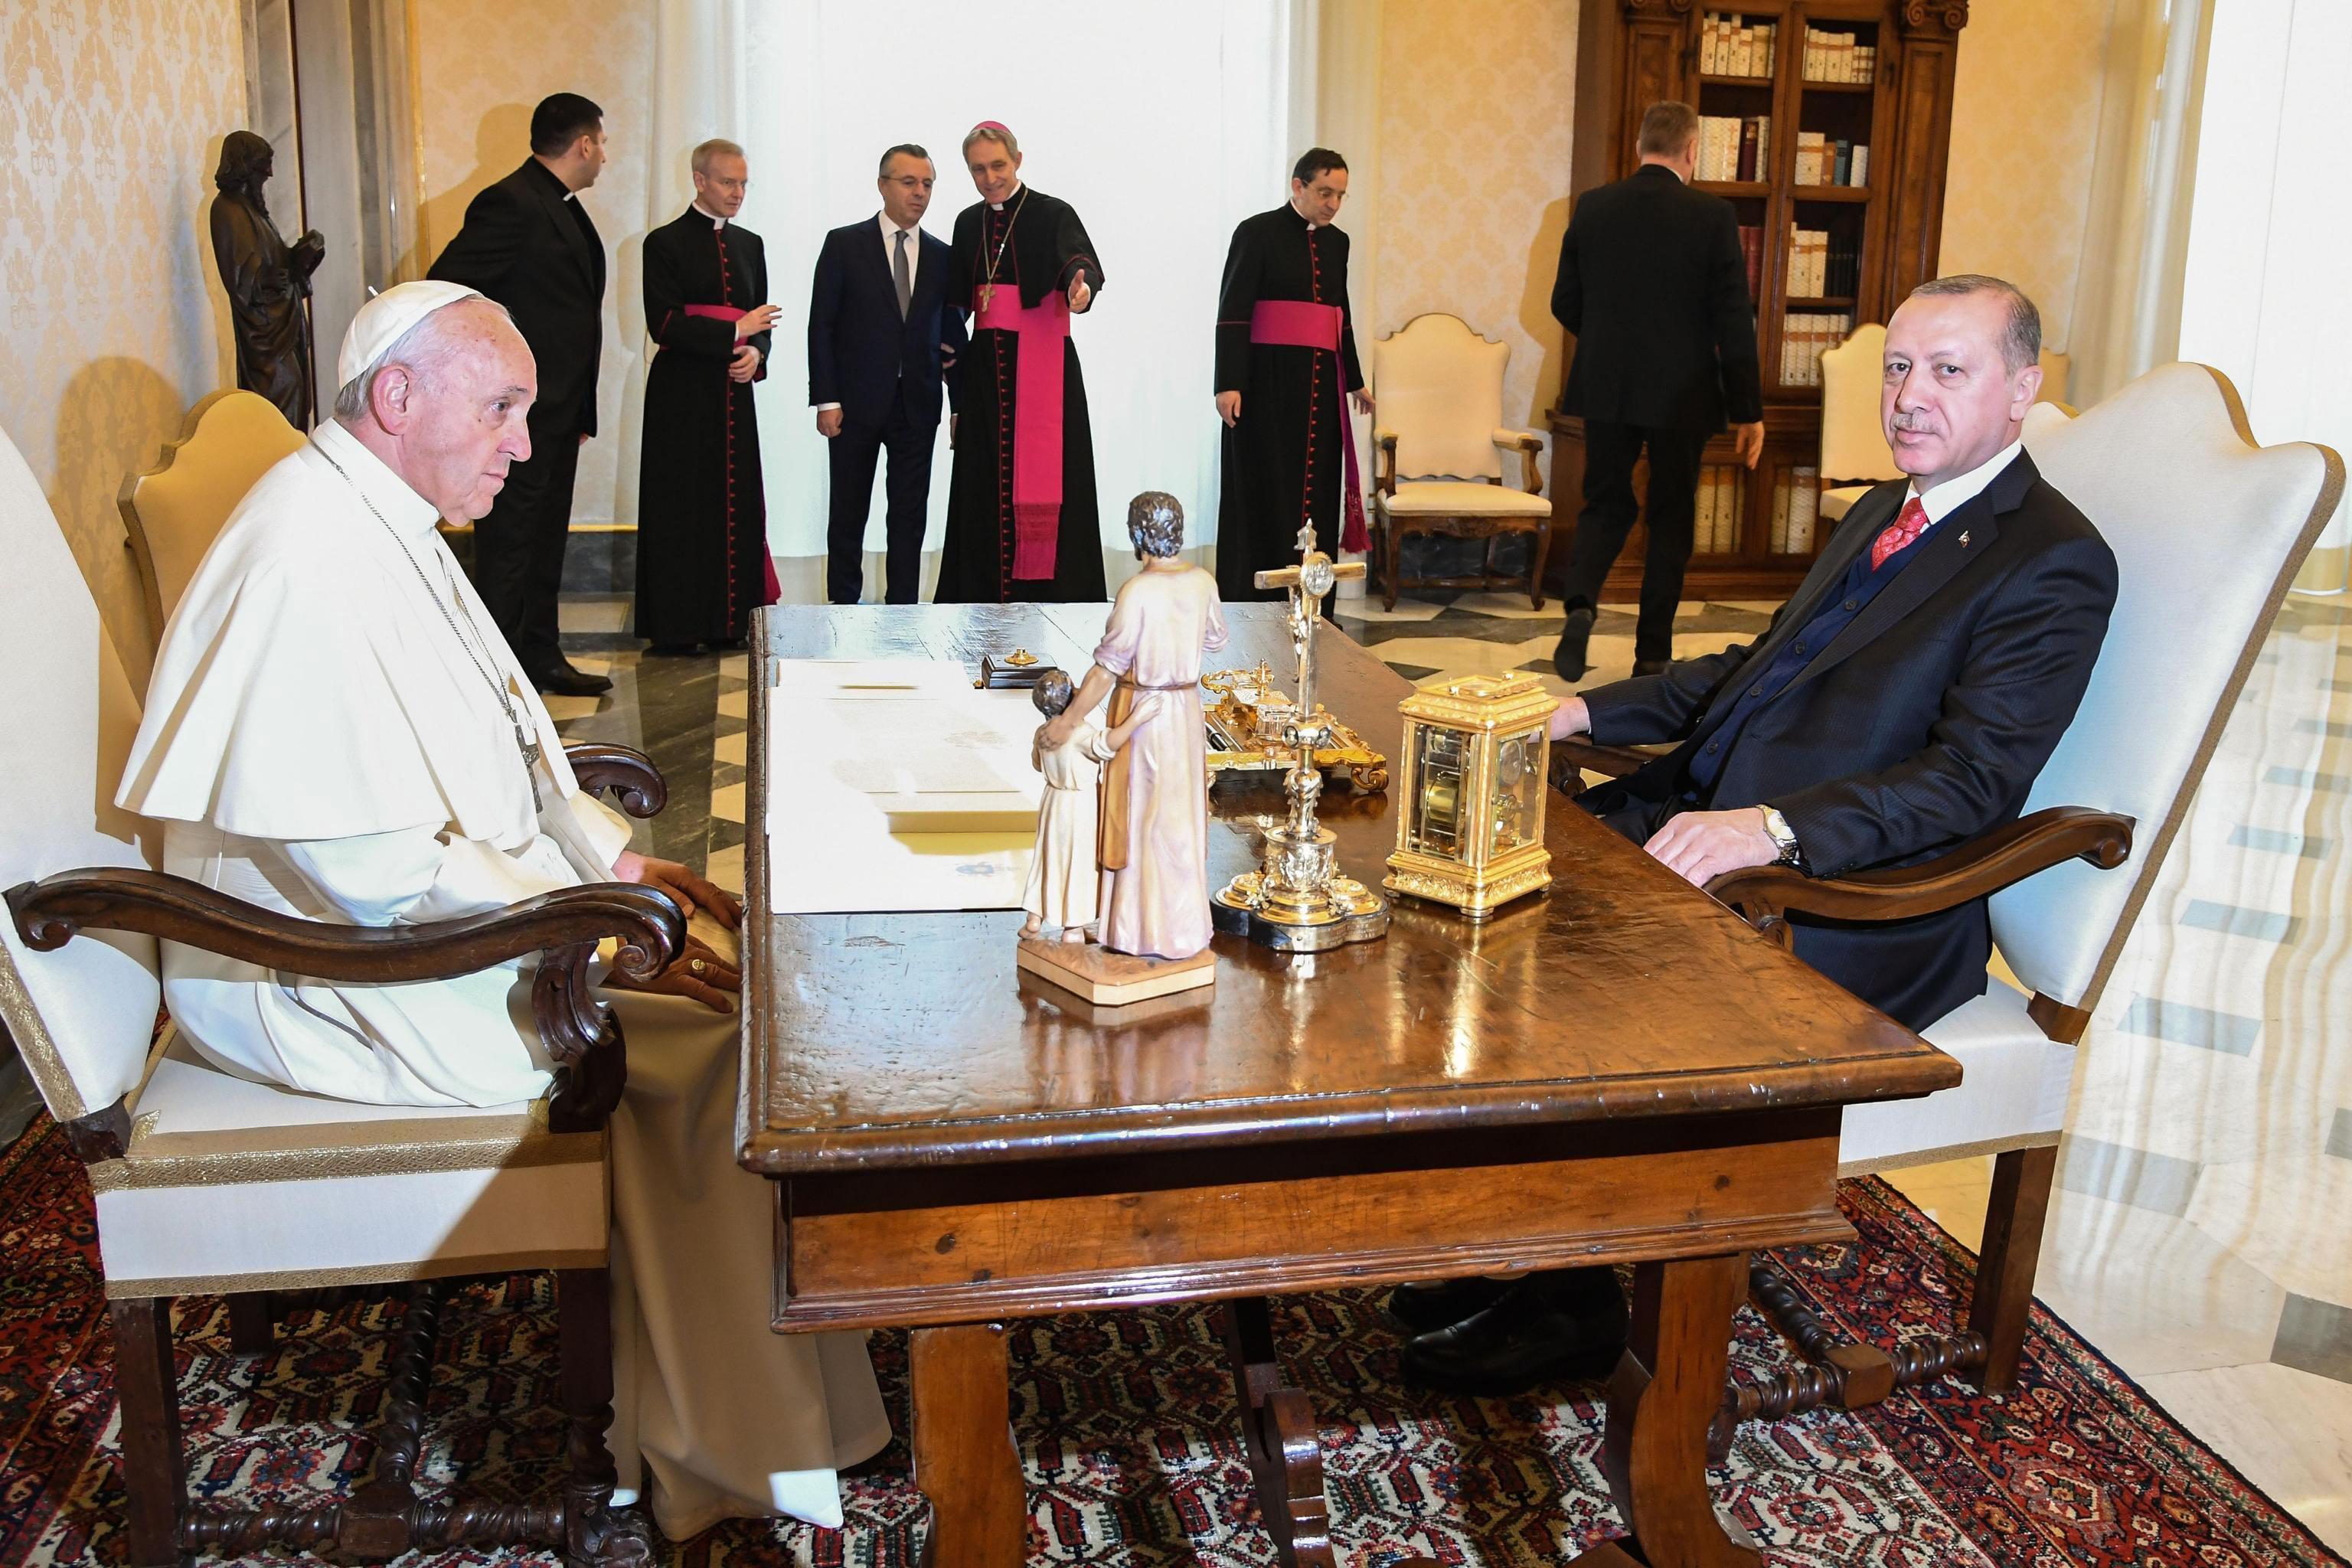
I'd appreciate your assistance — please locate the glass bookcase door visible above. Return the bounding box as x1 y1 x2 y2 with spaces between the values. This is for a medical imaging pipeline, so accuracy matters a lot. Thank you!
1407 727 1468 860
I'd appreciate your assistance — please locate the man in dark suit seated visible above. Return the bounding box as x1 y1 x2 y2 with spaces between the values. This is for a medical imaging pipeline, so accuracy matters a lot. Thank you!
808 143 968 604
1550 99 1764 681
429 92 612 697
1400 274 2119 1394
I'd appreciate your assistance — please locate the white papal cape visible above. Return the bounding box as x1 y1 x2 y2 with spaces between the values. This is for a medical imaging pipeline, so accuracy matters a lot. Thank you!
115 420 888 1537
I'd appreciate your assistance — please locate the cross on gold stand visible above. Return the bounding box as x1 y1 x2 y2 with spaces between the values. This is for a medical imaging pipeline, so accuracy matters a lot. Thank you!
1210 528 1390 952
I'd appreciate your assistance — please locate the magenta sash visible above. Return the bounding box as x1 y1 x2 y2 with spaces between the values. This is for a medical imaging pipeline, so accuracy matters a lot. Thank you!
973 285 1072 580
681 306 779 606
1248 299 1368 554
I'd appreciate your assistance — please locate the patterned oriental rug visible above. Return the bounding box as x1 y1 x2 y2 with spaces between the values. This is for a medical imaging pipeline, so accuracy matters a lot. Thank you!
1 1116 2341 1568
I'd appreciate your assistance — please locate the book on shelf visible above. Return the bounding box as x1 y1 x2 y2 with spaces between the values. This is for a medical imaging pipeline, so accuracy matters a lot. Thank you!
1770 472 1793 553
1778 312 1853 388
1738 224 1763 302
1697 115 1771 182
1794 132 1869 187
1802 28 1876 83
1786 469 1818 554
1701 12 1776 77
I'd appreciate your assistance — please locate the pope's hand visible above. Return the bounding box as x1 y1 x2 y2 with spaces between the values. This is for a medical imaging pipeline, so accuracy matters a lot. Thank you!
1067 276 1093 312
613 851 742 930
736 303 781 338
609 933 738 1013
1216 390 1242 427
1642 807 1779 889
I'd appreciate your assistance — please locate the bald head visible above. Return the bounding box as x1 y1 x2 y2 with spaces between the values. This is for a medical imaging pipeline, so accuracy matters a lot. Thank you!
335 297 537 522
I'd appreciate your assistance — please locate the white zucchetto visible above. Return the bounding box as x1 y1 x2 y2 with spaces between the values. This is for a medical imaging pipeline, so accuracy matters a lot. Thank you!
336 280 486 387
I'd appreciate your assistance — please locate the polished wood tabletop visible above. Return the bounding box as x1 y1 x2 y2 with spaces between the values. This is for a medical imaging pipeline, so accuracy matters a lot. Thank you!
739 600 1952 1177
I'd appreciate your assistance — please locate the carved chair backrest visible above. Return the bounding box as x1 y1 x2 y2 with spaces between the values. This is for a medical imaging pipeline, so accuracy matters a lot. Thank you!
119 390 305 643
0 423 164 1122
1374 312 1508 482
1995 363 2344 1014
1818 323 1904 489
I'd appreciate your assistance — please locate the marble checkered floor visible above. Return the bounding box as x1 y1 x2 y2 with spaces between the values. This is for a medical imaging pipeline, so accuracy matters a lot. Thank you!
547 586 2352 1556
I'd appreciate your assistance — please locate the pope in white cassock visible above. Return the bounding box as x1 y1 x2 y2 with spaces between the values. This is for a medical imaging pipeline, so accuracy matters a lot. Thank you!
113 281 888 1540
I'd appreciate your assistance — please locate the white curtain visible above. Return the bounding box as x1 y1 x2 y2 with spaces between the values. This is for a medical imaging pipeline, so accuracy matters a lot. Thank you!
2175 0 2352 588
622 1 1304 600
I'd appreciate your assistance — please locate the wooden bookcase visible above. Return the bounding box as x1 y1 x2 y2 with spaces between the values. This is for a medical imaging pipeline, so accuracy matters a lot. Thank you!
1547 0 1968 603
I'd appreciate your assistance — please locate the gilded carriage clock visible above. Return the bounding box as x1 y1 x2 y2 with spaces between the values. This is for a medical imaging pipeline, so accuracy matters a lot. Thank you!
1384 670 1559 918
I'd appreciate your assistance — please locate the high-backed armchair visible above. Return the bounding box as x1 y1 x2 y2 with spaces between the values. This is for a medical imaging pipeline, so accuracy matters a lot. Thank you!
1559 363 2344 1429
1371 312 1552 610
1816 324 1904 525
0 417 678 1566
118 390 307 642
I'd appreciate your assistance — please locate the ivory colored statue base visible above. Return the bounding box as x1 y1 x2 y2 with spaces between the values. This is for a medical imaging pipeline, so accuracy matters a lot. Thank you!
1016 937 1215 1007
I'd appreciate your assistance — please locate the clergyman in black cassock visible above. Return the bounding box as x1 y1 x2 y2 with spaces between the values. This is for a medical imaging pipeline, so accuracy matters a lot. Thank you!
635 167 774 650
937 125 1106 604
1214 152 1368 604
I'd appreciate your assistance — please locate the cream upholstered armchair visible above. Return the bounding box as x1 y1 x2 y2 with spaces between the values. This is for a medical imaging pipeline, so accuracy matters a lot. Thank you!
1560 364 2343 1432
1816 323 1905 524
119 390 306 642
1371 312 1552 610
0 418 679 1566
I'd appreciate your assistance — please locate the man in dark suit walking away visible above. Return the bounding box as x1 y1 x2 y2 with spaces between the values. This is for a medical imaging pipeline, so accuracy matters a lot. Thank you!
1398 275 2117 1395
429 92 611 696
1551 100 1764 681
808 144 968 604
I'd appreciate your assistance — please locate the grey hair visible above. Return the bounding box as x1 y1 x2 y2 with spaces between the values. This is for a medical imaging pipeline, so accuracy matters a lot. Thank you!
1637 101 1700 157
1909 273 2043 374
1031 668 1075 719
1126 491 1184 559
332 296 513 423
961 122 1018 160
691 137 744 175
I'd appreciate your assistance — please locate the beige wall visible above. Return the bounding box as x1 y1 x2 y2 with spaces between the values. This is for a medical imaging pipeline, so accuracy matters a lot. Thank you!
410 0 656 525
0 1 247 681
1939 0 2118 358
1373 0 1581 435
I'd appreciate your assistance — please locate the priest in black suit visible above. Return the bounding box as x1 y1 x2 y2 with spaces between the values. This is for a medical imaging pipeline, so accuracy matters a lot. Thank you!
808 143 966 604
635 139 777 652
1399 276 2118 1396
1214 149 1372 606
1550 99 1764 681
936 122 1107 604
428 92 612 696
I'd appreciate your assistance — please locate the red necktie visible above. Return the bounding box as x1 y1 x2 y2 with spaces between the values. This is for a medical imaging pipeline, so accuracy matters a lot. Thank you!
1870 497 1930 571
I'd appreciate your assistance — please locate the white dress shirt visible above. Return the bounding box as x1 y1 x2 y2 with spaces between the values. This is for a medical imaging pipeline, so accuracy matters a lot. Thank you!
1906 437 2024 527
815 213 926 414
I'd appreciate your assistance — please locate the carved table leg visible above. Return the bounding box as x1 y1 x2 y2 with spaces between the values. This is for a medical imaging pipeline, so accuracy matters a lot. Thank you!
1570 1256 1758 1568
910 1322 1027 1568
1222 1298 1335 1567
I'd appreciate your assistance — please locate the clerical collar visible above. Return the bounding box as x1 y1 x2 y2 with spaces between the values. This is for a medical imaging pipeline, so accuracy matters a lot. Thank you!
1906 439 2023 525
693 202 726 228
312 418 443 543
989 183 1024 211
1287 202 1316 231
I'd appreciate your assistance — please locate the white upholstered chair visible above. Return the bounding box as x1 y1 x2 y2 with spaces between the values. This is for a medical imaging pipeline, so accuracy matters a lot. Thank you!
1816 322 1903 524
1370 312 1552 610
1560 364 2344 1426
118 390 306 642
0 418 678 1566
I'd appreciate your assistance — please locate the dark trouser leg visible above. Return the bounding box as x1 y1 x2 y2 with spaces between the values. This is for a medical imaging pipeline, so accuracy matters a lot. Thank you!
880 398 936 606
474 426 581 675
1634 426 1710 664
825 420 886 605
1557 418 1642 613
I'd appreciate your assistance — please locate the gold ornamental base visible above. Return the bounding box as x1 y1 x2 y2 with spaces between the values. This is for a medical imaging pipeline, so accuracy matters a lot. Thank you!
1212 824 1391 952
1383 843 1553 920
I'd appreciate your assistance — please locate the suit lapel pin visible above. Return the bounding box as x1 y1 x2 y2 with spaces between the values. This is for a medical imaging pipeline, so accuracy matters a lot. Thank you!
1958 531 1971 548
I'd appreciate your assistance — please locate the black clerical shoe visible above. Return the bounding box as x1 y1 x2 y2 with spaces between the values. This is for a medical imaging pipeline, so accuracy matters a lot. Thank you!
1632 657 1673 678
534 662 612 697
1552 606 1596 682
1386 1276 1517 1336
1400 1271 1631 1397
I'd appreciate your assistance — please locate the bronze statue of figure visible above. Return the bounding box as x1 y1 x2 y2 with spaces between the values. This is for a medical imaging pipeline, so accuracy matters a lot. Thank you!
210 131 326 426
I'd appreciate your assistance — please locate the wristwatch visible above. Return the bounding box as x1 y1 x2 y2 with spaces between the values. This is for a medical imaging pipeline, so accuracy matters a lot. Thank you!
1758 804 1802 867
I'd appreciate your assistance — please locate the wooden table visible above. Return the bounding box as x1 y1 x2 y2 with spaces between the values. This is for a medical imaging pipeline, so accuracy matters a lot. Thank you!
740 602 1957 1567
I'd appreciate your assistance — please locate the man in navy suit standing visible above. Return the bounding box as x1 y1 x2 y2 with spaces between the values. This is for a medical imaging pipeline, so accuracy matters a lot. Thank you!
808 144 966 604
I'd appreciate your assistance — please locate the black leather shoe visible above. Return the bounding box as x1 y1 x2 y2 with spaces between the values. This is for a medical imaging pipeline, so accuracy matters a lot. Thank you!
1386 1276 1517 1336
1551 606 1596 682
533 663 612 697
1400 1273 1631 1397
1632 656 1673 678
